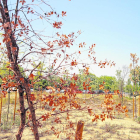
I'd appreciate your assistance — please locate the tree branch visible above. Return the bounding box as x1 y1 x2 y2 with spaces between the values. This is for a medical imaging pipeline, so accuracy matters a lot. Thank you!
14 0 19 32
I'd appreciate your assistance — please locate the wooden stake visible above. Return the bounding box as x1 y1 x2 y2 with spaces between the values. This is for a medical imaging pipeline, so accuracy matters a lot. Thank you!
36 90 37 109
139 91 140 117
41 87 42 109
0 95 2 125
40 87 42 108
75 120 84 140
7 89 10 121
123 92 125 105
133 92 134 120
13 90 17 123
135 95 137 118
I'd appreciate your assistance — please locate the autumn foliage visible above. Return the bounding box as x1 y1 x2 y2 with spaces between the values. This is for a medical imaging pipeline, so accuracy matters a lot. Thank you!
0 0 128 140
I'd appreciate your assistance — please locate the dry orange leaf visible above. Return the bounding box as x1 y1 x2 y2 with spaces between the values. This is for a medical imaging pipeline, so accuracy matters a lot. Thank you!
29 73 35 79
52 108 56 111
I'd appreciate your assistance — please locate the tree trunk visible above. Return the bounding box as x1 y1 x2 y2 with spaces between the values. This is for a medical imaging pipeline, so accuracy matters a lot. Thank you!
122 92 123 105
24 79 39 140
16 86 26 140
0 1 40 139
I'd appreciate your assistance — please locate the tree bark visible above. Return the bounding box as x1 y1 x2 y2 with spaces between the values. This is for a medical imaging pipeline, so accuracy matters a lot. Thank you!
24 79 39 140
16 86 26 140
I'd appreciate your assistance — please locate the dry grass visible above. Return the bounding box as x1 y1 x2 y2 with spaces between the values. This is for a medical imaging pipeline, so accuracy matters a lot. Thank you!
0 92 140 140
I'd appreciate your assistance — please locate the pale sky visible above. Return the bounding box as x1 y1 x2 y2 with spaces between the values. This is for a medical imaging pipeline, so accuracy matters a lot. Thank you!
44 0 140 78
8 0 140 79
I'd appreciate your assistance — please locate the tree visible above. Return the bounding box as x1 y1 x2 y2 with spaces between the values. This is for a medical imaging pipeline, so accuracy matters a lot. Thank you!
78 69 98 90
129 53 139 118
115 66 129 105
130 54 139 93
0 61 26 84
98 76 117 91
0 1 123 140
125 84 133 95
130 65 140 92
33 61 46 90
116 66 129 91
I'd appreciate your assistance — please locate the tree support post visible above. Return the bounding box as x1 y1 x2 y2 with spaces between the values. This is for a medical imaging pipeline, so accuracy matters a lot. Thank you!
139 91 140 117
13 90 17 124
0 95 2 125
133 92 135 120
75 120 84 140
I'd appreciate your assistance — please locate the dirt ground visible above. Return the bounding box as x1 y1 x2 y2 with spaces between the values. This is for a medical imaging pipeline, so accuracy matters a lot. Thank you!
0 93 140 140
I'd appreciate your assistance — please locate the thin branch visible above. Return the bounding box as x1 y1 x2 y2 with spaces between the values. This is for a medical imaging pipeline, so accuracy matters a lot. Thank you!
26 106 87 126
18 51 53 63
14 0 19 32
30 62 41 75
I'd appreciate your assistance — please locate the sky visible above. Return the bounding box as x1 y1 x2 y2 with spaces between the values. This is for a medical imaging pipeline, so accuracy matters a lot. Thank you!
43 0 140 78
7 0 140 80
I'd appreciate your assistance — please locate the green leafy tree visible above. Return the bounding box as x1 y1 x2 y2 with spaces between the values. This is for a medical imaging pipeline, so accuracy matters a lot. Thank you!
0 62 26 84
98 76 117 91
77 69 98 90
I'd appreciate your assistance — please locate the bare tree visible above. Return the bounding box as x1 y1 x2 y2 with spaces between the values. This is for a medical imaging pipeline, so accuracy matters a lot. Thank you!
116 65 129 105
